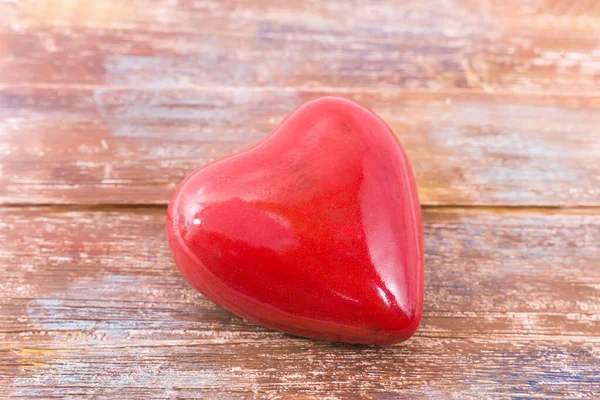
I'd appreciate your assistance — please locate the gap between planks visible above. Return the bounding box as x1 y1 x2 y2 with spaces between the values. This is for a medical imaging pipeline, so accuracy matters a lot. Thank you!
1 203 600 215
4 82 600 98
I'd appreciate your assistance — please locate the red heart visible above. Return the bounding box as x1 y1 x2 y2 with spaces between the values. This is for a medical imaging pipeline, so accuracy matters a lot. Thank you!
167 97 423 344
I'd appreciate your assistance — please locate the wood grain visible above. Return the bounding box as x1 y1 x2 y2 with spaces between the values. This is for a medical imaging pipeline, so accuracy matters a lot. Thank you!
1 0 600 93
1 0 599 206
2 86 600 206
1 207 598 398
2 0 600 398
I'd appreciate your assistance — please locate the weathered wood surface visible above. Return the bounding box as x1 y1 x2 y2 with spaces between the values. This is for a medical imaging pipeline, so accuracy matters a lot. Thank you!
1 207 599 398
2 87 600 206
2 0 600 398
1 0 600 92
1 0 600 205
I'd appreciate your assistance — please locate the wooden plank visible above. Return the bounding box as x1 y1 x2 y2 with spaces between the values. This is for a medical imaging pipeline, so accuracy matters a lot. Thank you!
2 86 600 206
1 207 598 397
1 0 599 93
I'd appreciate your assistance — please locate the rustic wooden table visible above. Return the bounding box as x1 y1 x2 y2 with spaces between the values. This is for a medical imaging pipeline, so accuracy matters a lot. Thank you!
1 0 599 398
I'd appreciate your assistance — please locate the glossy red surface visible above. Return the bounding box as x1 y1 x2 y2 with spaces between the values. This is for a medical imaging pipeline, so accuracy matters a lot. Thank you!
166 97 424 345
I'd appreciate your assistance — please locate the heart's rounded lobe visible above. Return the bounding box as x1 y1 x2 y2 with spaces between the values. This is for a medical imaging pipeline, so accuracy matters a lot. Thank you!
167 97 423 344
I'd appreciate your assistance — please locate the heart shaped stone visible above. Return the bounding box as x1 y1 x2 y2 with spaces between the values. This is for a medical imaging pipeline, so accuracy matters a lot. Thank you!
166 97 423 344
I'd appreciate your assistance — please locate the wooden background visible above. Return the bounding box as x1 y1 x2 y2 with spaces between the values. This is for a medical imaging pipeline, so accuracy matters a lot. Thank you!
1 0 599 398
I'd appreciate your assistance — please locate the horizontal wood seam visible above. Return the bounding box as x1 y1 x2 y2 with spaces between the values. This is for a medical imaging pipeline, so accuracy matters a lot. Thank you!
1 203 600 214
4 82 600 97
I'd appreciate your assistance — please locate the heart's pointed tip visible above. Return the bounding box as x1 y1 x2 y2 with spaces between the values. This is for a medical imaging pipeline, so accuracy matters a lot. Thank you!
303 310 423 345
361 301 423 345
